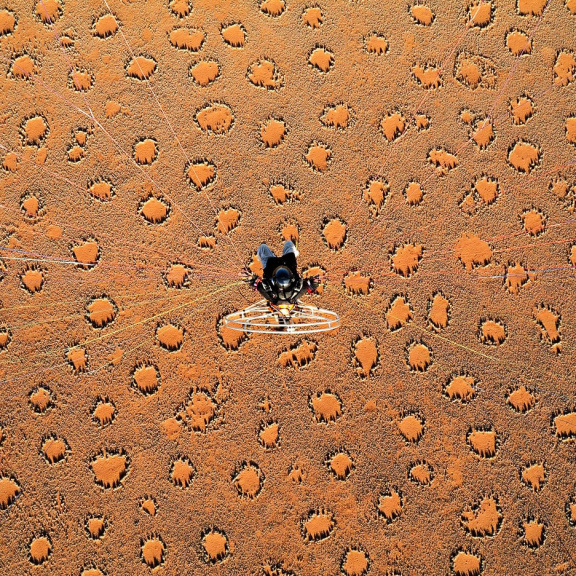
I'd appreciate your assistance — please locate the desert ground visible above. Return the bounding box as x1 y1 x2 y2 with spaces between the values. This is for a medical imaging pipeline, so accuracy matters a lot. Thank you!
1 0 576 574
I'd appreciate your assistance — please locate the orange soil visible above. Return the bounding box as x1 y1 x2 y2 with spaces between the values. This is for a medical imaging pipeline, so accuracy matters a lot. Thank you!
471 119 494 149
133 364 159 394
479 319 507 345
70 69 93 92
320 103 351 129
0 331 10 349
415 114 430 130
2 151 18 171
202 528 228 562
170 457 195 487
169 0 191 18
126 56 157 80
506 30 532 56
67 347 87 371
522 463 546 491
523 519 545 547
68 145 84 162
221 23 246 47
281 222 298 242
217 207 240 234
86 517 106 539
522 209 546 235
508 140 541 173
0 10 16 35
183 391 217 431
398 413 424 442
72 241 99 265
233 463 262 497
380 112 406 142
186 160 216 189
34 0 61 23
474 176 499 204
141 496 156 516
504 262 530 294
305 142 331 172
260 118 287 147
302 509 334 541
247 59 283 89
461 497 501 537
385 295 413 330
405 181 424 205
566 117 576 144
134 139 157 164
452 551 481 576
88 180 113 200
311 392 341 423
190 60 220 86
353 336 378 376
468 2 492 27
1 2 575 574
91 451 128 489
534 306 561 352
156 324 184 350
455 233 492 270
141 537 165 567
341 549 369 575
428 148 458 173
554 412 576 438
259 421 279 448
269 183 295 204
428 292 449 329
196 103 234 134
23 116 47 145
29 535 52 564
323 218 346 249
328 452 354 479
365 34 388 54
164 263 189 287
391 243 423 277
42 436 67 463
21 267 43 292
518 0 547 16
0 477 20 509
455 52 496 89
411 5 434 26
407 342 432 371
87 298 116 327
445 375 476 402
409 462 433 485
553 51 576 86
29 387 51 412
377 489 403 521
140 196 170 223
467 428 497 457
510 96 534 124
93 400 115 426
412 63 441 89
93 14 118 38
508 386 536 412
308 47 334 73
169 28 205 51
12 54 35 78
363 179 388 214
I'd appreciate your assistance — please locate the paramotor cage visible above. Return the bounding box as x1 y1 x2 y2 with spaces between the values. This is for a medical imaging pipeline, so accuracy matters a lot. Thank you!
223 299 340 334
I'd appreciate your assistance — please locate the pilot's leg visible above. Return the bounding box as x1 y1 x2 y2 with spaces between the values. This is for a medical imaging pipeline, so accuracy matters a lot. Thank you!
257 244 276 270
282 240 299 258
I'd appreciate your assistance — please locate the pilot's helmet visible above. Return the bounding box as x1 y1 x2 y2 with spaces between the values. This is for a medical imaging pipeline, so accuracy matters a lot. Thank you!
273 266 293 288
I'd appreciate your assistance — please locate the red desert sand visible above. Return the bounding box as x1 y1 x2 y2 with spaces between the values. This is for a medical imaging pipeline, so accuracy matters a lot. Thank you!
0 0 575 574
